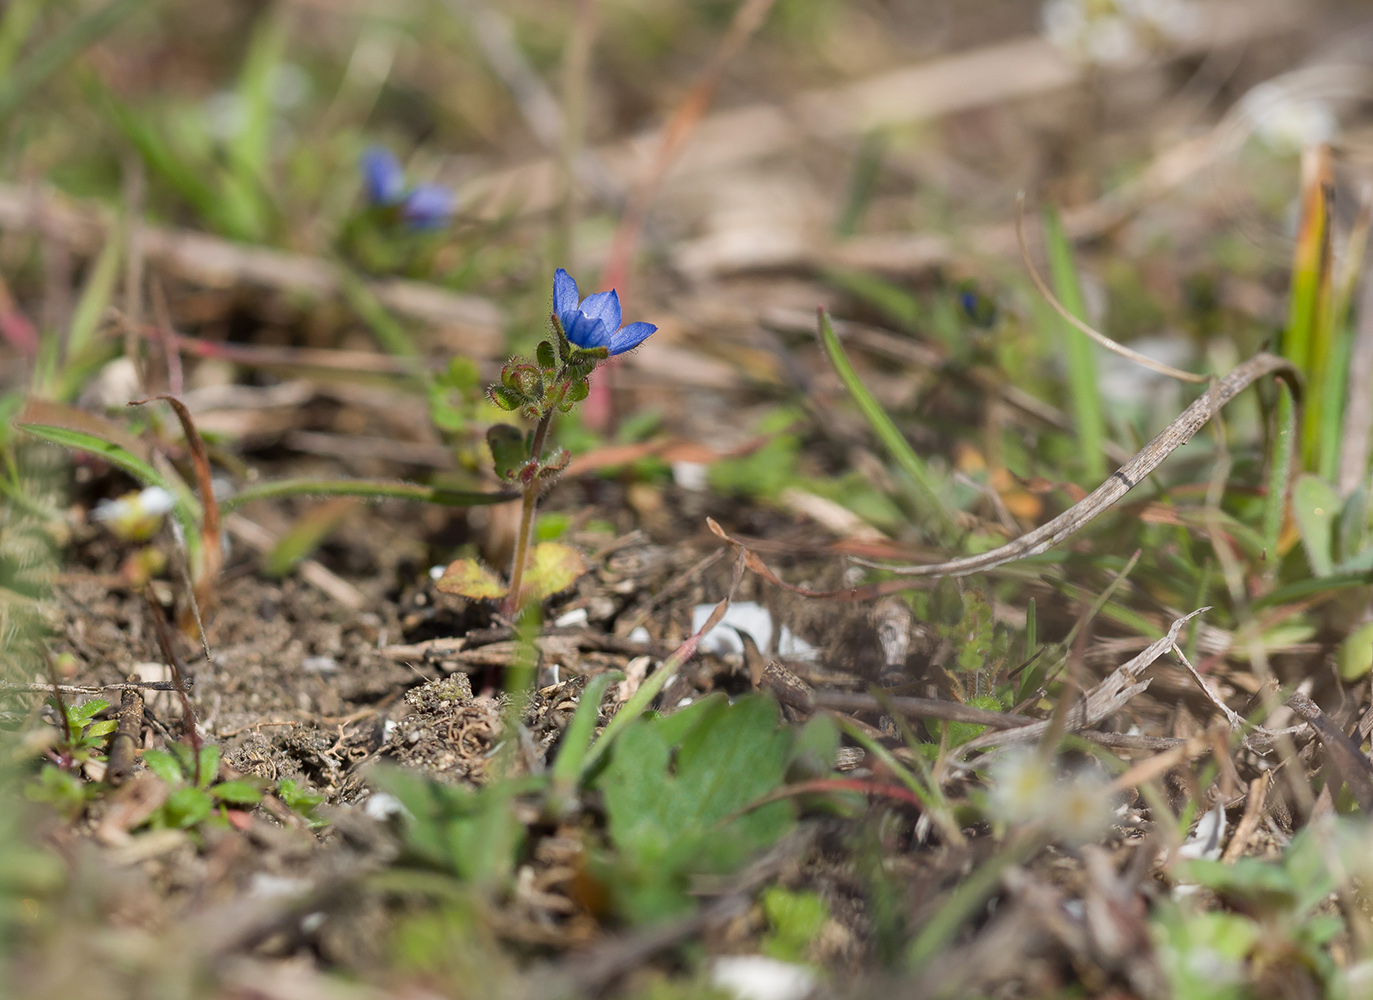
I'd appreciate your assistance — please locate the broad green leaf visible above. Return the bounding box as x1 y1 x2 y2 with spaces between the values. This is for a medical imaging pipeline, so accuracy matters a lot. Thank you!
141 748 184 785
595 694 796 922
522 542 587 601
69 699 110 721
434 559 507 600
211 779 265 805
163 786 214 829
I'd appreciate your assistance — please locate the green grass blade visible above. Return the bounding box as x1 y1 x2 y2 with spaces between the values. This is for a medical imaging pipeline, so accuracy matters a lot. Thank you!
550 671 619 789
19 423 164 488
339 273 418 358
1041 205 1106 483
219 477 517 512
231 9 289 182
822 269 920 332
817 308 957 544
0 0 44 79
66 235 121 360
0 0 145 123
1263 377 1297 578
263 499 355 577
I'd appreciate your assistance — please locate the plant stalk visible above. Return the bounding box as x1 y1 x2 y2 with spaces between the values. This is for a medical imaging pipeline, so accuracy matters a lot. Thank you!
502 409 554 617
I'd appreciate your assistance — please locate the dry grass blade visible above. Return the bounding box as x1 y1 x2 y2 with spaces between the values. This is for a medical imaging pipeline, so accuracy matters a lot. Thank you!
129 394 222 614
1286 691 1373 813
0 183 503 353
860 352 1299 577
1016 192 1207 385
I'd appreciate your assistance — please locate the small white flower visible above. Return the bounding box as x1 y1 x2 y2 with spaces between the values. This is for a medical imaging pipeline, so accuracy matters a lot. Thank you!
1241 82 1338 151
988 750 1116 845
710 956 817 1000
92 486 174 541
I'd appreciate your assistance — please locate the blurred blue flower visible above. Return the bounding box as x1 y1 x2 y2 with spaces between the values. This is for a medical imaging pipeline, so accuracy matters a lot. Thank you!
360 146 455 228
552 269 657 355
361 147 406 206
400 183 455 229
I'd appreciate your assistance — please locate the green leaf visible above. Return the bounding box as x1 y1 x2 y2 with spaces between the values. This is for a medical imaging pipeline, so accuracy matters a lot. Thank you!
196 744 222 788
594 694 796 922
163 786 214 828
434 558 508 600
486 424 527 480
211 779 265 805
1338 622 1373 682
67 236 121 360
69 699 110 721
142 748 184 785
19 423 165 492
1293 473 1340 577
83 720 118 741
521 542 587 602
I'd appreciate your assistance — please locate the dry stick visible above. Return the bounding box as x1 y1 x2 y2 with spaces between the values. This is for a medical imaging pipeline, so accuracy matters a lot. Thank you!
105 673 145 787
144 586 203 783
957 609 1207 755
856 352 1300 578
1221 773 1271 863
0 680 183 695
129 394 223 630
1286 691 1373 814
1168 642 1305 751
1016 191 1208 385
710 353 1300 600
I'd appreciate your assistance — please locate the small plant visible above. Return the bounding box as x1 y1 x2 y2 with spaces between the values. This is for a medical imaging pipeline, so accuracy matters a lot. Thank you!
140 743 264 830
276 778 327 829
24 697 116 817
436 268 658 618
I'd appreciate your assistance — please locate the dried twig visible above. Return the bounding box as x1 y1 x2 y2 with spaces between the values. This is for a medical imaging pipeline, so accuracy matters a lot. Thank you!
858 352 1299 578
958 610 1207 754
711 353 1298 596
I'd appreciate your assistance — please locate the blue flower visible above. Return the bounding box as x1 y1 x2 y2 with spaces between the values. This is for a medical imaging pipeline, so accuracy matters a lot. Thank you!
552 269 657 355
360 146 455 228
401 183 455 229
361 147 406 206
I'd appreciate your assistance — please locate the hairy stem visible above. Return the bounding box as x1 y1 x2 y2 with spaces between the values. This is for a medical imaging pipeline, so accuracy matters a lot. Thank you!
503 409 554 617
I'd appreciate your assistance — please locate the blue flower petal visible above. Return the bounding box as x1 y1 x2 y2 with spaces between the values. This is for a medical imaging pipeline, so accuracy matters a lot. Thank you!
553 269 579 317
361 147 405 206
563 312 612 350
402 184 455 228
608 321 657 355
579 289 622 332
